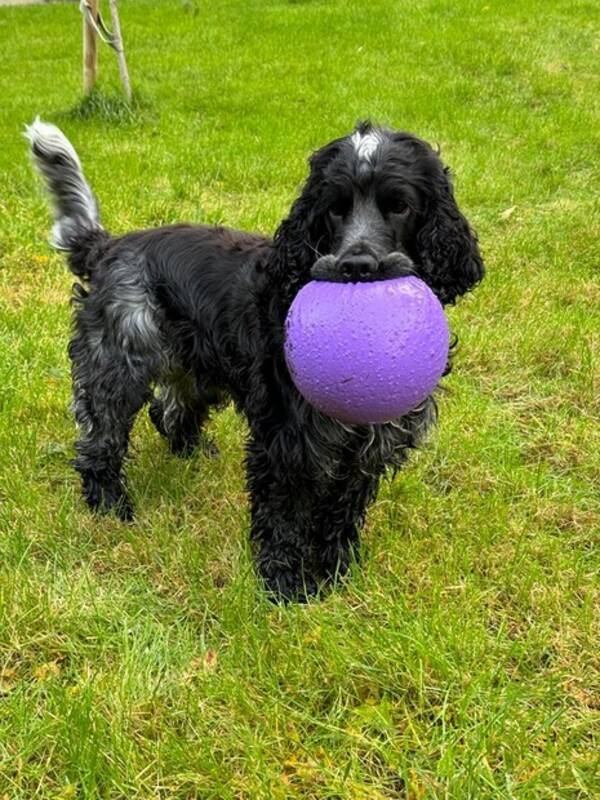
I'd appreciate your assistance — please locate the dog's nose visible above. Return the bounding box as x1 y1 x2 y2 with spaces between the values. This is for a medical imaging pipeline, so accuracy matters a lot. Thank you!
338 252 379 282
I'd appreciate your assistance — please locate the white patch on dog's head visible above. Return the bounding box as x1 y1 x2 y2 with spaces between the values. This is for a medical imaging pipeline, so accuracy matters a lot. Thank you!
351 130 382 163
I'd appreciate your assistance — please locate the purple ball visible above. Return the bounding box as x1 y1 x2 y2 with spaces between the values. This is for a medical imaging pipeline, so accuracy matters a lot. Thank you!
284 276 450 424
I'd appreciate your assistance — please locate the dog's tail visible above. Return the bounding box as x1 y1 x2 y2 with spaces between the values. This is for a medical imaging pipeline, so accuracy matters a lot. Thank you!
25 117 108 278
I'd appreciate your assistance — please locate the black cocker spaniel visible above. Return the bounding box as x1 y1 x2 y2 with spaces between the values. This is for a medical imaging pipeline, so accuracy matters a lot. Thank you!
27 119 484 601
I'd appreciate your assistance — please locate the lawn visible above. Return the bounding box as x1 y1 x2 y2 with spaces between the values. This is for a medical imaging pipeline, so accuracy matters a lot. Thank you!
0 0 598 797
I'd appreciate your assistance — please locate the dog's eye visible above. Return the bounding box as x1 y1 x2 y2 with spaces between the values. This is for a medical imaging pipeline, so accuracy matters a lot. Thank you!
329 195 353 219
378 193 410 218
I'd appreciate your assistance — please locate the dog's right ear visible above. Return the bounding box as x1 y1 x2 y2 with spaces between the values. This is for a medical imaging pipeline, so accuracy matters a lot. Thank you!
271 138 344 299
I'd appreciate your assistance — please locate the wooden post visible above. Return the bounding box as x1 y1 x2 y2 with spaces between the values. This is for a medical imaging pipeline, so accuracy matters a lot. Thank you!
83 0 98 95
108 0 132 103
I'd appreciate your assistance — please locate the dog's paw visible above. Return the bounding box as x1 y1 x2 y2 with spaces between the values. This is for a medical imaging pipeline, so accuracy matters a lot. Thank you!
317 541 359 584
113 495 134 522
261 567 320 604
82 476 134 522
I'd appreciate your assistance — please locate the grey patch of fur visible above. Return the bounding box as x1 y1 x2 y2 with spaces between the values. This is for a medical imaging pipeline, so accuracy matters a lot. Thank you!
296 394 437 483
105 257 160 353
350 395 437 477
155 373 198 437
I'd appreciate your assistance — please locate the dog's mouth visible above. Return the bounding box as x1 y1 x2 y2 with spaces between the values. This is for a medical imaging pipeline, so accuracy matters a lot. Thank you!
310 251 417 284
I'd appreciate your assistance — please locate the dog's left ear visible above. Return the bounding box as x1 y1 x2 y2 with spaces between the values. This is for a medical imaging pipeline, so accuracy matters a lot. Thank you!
416 166 484 305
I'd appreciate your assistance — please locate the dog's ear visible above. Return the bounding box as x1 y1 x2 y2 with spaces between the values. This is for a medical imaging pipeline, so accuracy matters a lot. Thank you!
416 165 484 305
271 139 344 298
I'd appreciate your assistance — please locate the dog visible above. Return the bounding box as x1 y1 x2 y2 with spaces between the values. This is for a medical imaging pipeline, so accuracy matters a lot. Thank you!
26 119 484 601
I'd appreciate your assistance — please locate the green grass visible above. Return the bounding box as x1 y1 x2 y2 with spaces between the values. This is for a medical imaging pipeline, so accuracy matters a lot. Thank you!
0 0 598 797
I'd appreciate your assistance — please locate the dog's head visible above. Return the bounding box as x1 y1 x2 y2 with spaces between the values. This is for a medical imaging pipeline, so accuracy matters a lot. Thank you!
273 122 484 305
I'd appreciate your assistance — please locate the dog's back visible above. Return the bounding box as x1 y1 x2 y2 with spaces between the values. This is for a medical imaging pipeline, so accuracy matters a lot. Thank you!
26 118 273 371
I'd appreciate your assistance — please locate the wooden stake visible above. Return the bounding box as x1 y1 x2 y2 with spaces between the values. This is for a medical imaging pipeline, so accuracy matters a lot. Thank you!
108 0 132 103
83 0 98 95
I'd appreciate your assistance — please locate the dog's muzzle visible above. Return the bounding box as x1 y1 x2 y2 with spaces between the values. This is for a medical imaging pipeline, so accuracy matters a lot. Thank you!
311 248 416 283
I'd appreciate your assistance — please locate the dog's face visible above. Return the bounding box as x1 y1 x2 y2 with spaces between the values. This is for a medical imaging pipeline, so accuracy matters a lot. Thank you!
311 128 424 284
276 123 484 305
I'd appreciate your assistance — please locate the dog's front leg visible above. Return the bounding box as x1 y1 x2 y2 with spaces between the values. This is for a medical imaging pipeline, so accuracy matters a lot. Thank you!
313 473 380 583
245 438 319 602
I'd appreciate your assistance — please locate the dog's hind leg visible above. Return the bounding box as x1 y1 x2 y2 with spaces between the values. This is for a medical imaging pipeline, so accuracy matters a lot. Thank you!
69 328 156 521
149 371 219 458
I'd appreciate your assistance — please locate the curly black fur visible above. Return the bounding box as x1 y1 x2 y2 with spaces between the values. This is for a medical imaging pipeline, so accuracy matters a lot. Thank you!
27 119 483 601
